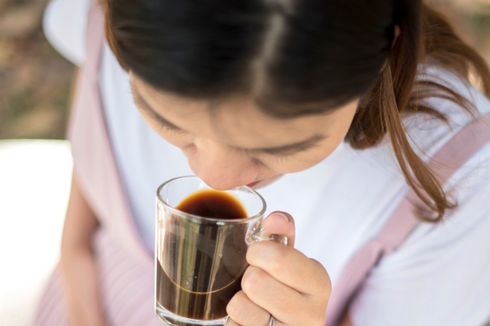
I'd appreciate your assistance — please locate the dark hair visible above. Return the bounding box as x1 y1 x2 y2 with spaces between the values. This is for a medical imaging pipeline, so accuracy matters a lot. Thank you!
105 0 490 221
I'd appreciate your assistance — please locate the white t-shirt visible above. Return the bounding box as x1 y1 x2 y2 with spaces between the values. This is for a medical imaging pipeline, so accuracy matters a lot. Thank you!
44 1 490 324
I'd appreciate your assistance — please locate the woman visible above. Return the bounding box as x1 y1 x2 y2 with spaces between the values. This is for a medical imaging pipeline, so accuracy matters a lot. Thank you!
37 0 490 325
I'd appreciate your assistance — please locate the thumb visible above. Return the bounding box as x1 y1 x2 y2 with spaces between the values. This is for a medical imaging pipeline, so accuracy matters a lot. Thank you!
261 211 295 247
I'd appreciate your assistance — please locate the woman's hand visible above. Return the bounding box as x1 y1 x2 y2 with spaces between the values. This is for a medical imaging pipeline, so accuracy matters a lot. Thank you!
226 211 331 326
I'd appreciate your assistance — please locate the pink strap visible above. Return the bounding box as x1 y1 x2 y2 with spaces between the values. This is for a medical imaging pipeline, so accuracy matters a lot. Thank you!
84 1 104 79
326 113 490 326
67 0 151 261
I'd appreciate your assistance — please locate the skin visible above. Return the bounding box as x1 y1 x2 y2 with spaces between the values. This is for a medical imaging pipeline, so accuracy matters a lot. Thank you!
130 73 359 325
60 71 108 326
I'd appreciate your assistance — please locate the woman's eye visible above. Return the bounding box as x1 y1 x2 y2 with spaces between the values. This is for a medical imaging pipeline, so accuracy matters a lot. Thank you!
158 121 186 135
251 141 324 164
263 144 320 159
261 152 296 164
242 148 296 163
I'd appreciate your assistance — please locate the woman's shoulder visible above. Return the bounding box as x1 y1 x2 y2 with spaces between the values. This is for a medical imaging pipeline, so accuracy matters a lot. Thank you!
43 0 91 66
415 63 490 120
360 63 490 177
401 64 490 245
401 63 490 158
350 66 490 322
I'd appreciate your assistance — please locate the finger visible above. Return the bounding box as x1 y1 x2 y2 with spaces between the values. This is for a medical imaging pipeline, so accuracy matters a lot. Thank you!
262 211 295 247
241 265 305 324
247 241 330 295
225 317 241 326
226 291 270 326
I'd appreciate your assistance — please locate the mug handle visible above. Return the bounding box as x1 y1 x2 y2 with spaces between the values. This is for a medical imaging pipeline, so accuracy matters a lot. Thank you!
245 220 288 246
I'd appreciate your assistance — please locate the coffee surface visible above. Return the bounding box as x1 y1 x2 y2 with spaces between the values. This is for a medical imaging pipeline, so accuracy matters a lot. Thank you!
176 189 247 220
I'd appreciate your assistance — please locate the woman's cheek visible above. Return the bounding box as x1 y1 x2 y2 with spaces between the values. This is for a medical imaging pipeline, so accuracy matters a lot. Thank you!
150 125 194 149
159 131 194 149
262 156 322 174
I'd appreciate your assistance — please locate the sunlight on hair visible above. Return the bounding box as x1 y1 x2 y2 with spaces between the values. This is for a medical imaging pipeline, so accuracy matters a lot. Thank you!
251 0 294 96
469 68 485 93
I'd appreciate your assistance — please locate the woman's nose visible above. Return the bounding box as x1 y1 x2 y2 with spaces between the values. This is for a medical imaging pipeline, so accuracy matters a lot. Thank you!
188 139 259 190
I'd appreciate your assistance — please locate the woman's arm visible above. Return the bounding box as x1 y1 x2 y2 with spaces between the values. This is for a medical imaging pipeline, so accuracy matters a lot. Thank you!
60 171 99 255
339 315 353 326
59 171 108 326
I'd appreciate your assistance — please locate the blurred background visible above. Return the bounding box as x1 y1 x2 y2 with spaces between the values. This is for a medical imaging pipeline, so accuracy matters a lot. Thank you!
0 0 489 140
0 0 72 140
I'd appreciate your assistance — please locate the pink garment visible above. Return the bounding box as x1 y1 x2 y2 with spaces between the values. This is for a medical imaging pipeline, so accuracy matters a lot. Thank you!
325 112 490 325
33 1 490 325
34 2 158 325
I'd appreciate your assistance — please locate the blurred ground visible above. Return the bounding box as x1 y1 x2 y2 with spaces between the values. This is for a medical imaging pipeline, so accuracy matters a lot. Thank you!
0 0 73 139
0 0 489 140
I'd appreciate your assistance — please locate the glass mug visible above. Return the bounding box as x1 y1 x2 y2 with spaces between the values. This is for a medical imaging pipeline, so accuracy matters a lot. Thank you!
155 176 287 326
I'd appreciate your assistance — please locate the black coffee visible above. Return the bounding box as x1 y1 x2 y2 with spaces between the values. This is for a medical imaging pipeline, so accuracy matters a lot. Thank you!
176 189 247 220
156 190 249 320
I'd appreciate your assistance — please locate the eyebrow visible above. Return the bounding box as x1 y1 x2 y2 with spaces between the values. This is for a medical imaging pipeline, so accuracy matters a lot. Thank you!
131 83 184 131
130 83 327 156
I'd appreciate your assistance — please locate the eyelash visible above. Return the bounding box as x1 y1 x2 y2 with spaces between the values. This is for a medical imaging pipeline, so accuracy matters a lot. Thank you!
245 143 318 161
266 153 294 163
257 150 296 159
157 120 186 135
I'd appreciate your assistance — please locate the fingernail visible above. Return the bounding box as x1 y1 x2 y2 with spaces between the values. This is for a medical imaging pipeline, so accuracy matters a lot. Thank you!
270 211 293 223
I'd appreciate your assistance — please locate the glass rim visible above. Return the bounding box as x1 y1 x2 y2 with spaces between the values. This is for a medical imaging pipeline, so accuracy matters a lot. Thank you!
156 175 267 224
